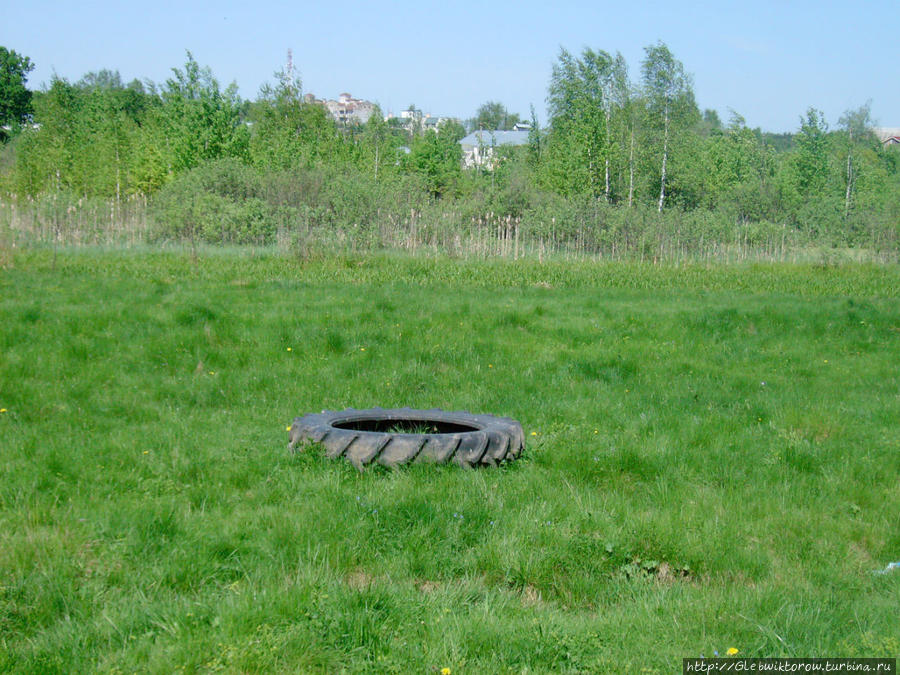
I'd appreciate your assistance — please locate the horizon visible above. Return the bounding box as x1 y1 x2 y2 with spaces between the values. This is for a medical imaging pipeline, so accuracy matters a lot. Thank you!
5 1 898 135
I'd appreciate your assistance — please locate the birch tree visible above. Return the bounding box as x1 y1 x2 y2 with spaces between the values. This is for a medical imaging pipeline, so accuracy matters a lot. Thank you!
838 102 873 217
641 42 694 211
546 47 613 197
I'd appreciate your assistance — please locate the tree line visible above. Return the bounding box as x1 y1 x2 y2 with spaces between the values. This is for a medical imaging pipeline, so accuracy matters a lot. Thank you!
1 44 898 255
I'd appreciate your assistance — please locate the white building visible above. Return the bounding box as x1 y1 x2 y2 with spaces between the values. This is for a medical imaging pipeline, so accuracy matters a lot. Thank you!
306 92 377 125
458 130 530 169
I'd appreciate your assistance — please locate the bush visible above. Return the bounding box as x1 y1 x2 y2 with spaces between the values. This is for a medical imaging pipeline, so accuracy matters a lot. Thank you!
150 158 279 245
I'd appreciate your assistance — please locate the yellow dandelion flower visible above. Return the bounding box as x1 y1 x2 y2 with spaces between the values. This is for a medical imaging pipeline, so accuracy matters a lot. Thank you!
0 408 6 413
143 450 149 455
441 669 451 675
726 647 739 656
286 347 292 351
530 431 538 436
488 364 493 368
286 426 292 431
361 347 366 351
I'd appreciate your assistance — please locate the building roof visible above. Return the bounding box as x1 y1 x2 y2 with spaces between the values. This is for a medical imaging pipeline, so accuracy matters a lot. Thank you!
459 130 530 149
873 127 900 143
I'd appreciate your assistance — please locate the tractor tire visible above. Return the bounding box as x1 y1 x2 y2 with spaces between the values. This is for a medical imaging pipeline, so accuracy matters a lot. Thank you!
288 407 525 470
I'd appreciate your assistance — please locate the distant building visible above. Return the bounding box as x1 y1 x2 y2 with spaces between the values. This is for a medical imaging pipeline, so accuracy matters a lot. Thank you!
305 92 376 125
459 129 530 169
873 127 900 148
399 107 423 121
385 108 459 134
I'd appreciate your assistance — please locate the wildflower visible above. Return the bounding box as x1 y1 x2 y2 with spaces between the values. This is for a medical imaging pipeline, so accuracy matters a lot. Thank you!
442 669 451 675
286 347 292 351
209 371 215 375
286 426 292 431
143 450 149 455
726 647 739 656
488 364 493 368
0 408 6 413
361 347 366 351
530 431 537 436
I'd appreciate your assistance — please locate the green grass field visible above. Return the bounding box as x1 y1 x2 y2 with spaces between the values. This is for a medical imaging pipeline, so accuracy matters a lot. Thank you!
2 249 899 673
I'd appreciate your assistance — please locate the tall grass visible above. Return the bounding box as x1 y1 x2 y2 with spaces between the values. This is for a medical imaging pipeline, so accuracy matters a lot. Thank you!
2 160 897 263
1 249 899 672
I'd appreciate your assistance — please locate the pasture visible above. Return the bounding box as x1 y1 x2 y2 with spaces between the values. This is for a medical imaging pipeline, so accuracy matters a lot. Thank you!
1 249 899 672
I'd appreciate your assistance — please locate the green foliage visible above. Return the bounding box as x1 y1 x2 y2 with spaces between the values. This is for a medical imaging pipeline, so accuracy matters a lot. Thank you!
248 68 352 172
403 129 462 197
0 46 34 140
544 47 619 198
791 107 831 197
641 41 700 210
1 45 899 259
470 100 521 131
160 53 250 173
150 158 277 245
10 75 156 198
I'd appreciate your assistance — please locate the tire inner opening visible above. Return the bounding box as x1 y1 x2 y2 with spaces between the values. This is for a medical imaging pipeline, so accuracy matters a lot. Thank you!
333 418 481 434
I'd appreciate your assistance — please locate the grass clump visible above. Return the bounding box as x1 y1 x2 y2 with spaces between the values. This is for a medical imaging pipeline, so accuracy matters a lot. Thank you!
1 248 899 672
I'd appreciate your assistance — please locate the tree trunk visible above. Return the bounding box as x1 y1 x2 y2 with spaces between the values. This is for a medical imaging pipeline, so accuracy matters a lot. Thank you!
844 146 853 217
604 108 611 202
628 124 635 208
657 100 669 212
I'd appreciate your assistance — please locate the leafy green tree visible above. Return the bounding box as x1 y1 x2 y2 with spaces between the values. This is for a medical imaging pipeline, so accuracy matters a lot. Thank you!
837 102 873 216
470 101 521 131
698 109 723 137
527 104 542 167
360 105 389 180
792 107 830 197
544 47 617 198
604 53 631 203
701 111 771 214
13 71 158 197
160 52 249 173
438 118 466 143
641 41 698 210
0 46 34 141
77 70 155 123
13 77 81 194
131 114 170 194
249 64 351 171
403 129 461 197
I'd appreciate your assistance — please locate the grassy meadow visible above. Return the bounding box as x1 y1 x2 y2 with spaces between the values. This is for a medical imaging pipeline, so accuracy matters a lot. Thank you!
1 248 899 672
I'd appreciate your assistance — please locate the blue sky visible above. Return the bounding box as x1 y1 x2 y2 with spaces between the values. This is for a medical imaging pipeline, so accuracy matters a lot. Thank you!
4 0 897 132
